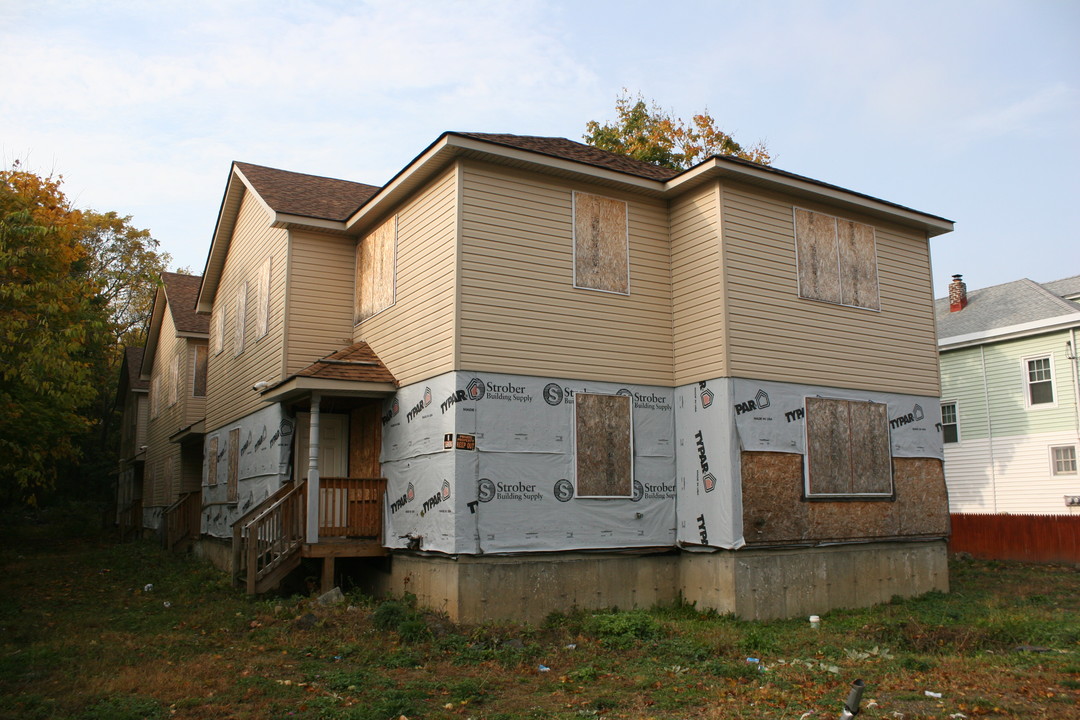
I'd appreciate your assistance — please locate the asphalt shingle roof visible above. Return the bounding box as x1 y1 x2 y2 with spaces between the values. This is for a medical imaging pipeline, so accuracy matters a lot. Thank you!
294 342 397 385
161 272 209 334
454 132 681 182
935 275 1080 339
233 162 380 222
123 347 148 391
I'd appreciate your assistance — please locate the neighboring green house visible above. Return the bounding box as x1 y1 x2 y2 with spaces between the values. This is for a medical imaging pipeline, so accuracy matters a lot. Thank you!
936 274 1080 514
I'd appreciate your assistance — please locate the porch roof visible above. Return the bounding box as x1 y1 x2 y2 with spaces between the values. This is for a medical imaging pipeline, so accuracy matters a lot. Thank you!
259 342 398 403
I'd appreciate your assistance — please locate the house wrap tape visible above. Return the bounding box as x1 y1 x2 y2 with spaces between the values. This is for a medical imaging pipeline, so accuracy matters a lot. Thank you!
381 373 944 555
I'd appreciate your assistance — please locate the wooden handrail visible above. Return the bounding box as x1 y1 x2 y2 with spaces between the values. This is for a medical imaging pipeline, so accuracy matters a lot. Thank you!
241 481 307 594
163 492 200 552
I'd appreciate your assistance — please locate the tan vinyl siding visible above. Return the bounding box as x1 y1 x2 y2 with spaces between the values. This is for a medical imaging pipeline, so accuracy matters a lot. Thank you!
722 181 940 396
286 231 356 375
671 183 726 384
206 190 288 431
356 165 458 386
144 309 184 507
459 161 673 385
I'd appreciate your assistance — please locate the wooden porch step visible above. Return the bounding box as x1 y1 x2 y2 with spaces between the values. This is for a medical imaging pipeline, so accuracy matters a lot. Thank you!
302 538 387 558
251 549 303 595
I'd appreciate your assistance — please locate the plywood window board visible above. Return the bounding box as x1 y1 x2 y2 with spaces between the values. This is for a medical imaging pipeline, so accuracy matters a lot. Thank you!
794 208 879 310
227 428 240 502
256 257 272 338
573 192 629 295
355 215 397 324
207 435 219 486
192 344 208 397
574 392 633 497
805 396 892 497
211 308 224 356
233 281 247 356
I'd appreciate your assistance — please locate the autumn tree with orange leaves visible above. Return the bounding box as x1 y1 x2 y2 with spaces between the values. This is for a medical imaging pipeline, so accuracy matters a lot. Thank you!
584 91 771 170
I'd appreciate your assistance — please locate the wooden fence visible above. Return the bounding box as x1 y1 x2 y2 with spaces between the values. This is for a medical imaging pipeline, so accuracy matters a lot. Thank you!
949 513 1080 563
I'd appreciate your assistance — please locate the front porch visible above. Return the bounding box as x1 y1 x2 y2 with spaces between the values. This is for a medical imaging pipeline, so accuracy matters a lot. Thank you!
232 477 388 594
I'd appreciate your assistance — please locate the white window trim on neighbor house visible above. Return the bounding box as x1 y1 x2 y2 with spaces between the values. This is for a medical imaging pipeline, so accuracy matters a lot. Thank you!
1050 444 1077 476
940 400 959 444
1022 353 1056 409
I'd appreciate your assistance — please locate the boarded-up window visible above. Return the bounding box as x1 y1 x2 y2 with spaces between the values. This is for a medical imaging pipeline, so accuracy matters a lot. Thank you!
192 343 208 397
355 215 396 323
151 376 159 419
207 435 219 486
227 428 240 502
575 393 633 497
170 352 180 406
233 282 247 356
211 307 224 356
805 397 892 496
256 257 271 339
794 208 879 310
573 192 629 294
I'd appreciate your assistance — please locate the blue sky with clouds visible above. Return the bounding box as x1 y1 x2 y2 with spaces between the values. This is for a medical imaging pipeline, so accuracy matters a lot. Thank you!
3 0 1077 297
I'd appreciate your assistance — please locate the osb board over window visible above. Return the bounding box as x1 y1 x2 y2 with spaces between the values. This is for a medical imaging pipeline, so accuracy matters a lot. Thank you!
575 393 632 497
794 208 879 310
837 219 879 310
355 215 396 323
740 452 949 545
805 397 891 496
207 435 218 486
573 192 629 294
227 428 239 502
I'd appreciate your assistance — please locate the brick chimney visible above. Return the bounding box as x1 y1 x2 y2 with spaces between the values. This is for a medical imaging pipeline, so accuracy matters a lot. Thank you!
949 274 967 312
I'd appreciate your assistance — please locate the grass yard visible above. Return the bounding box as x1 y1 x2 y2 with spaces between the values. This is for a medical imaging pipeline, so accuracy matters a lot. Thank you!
0 505 1077 720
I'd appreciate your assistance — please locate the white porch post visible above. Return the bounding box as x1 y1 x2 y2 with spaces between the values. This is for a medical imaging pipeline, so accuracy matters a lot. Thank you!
306 392 321 543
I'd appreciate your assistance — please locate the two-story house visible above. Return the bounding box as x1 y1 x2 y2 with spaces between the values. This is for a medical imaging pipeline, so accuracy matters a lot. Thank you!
185 132 954 622
115 346 149 540
937 274 1080 519
139 272 210 548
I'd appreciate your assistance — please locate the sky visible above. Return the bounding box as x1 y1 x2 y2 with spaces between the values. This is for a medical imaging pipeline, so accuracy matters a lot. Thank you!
2 0 1078 298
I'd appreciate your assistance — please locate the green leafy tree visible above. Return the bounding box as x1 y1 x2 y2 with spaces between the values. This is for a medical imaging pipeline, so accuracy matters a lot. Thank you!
0 163 106 504
584 91 772 170
0 165 169 505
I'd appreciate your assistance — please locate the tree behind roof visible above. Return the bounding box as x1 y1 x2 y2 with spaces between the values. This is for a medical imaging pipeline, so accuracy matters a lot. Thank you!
584 91 772 170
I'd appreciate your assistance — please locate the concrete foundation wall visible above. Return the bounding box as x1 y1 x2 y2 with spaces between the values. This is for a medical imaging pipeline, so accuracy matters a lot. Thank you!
194 535 233 574
375 540 948 624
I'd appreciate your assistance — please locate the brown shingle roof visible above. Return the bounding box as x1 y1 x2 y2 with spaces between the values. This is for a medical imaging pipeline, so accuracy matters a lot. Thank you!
295 342 397 385
233 162 380 221
455 132 680 182
124 347 148 391
161 272 208 334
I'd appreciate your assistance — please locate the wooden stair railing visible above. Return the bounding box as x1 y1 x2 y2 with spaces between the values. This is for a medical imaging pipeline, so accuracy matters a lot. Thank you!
318 477 386 541
239 482 307 595
118 499 142 542
162 492 200 552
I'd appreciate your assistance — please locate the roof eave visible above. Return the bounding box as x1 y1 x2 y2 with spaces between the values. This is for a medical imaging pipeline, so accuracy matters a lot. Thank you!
939 313 1080 350
259 376 398 404
668 158 955 237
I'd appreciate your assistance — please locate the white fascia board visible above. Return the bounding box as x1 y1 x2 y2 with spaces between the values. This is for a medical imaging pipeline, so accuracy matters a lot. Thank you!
344 134 666 233
176 331 210 339
260 376 397 403
939 313 1080 350
667 158 955 237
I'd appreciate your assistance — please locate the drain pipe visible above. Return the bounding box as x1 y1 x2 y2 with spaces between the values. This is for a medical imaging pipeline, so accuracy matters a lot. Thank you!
839 679 865 719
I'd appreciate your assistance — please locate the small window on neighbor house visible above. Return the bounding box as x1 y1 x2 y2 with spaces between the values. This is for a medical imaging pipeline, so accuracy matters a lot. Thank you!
233 281 247 356
192 344 208 397
574 392 633 497
355 215 396 323
1025 356 1054 406
794 208 879 310
941 402 959 444
573 192 629 295
805 397 892 496
1051 445 1077 476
